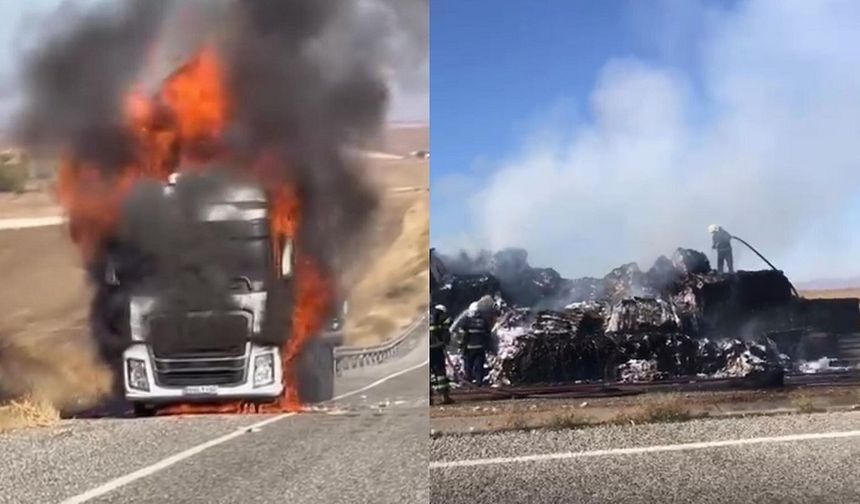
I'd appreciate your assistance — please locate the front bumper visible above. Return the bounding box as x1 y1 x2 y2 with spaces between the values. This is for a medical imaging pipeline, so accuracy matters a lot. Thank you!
123 343 284 403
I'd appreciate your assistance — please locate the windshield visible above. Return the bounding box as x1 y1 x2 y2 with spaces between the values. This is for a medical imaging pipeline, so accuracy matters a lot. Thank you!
203 219 273 290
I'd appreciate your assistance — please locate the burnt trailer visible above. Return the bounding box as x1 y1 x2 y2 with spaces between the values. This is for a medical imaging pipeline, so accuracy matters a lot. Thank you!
432 246 860 387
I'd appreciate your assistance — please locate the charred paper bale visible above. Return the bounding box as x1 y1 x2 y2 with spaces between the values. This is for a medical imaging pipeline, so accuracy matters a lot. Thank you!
672 248 711 275
497 310 615 384
645 255 680 293
605 297 682 334
610 332 696 379
563 277 608 303
713 338 784 386
676 270 795 341
695 338 724 375
604 263 651 302
731 270 794 309
564 301 607 335
618 359 663 382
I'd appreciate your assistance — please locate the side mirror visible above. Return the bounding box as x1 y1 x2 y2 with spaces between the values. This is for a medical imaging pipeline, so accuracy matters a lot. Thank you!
280 239 293 278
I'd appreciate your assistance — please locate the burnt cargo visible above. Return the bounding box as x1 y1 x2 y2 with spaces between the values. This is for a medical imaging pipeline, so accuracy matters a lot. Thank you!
798 298 860 334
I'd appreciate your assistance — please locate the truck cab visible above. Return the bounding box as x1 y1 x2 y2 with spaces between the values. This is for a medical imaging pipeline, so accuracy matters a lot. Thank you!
101 171 338 414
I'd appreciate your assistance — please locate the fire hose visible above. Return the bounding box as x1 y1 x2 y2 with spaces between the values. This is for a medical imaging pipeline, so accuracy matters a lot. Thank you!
730 235 800 297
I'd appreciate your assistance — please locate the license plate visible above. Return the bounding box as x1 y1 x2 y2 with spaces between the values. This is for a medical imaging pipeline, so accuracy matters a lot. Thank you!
182 385 218 396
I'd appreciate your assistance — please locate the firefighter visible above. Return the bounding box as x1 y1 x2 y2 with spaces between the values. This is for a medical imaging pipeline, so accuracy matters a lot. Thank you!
459 302 492 386
429 304 452 404
708 224 734 274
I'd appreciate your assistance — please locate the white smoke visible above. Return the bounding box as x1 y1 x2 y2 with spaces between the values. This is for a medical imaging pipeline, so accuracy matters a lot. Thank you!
466 0 860 281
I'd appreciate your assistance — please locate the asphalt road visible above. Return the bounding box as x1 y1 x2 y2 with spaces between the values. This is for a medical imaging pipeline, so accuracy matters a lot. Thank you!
431 410 860 504
0 319 429 504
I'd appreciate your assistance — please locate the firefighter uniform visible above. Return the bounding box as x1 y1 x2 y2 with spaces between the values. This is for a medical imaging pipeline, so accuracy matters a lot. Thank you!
709 225 734 274
460 308 492 386
429 305 452 404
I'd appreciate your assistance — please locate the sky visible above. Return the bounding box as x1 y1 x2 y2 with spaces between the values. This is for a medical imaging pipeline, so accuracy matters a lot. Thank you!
431 0 860 283
0 0 428 129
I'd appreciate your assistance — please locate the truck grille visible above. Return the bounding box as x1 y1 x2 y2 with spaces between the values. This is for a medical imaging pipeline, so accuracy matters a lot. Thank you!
153 351 247 387
149 312 250 359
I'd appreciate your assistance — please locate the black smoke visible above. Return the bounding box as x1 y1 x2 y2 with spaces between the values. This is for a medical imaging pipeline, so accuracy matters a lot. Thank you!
12 0 425 274
14 1 168 171
11 0 424 377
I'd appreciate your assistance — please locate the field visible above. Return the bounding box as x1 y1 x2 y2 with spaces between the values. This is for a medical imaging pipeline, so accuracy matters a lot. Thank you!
801 288 860 300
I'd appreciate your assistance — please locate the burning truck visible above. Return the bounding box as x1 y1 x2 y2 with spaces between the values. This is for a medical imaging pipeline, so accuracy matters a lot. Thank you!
13 0 396 415
432 248 860 387
92 171 344 416
49 43 368 415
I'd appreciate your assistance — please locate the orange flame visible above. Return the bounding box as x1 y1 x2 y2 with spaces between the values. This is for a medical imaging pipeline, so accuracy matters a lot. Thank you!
56 163 138 263
55 45 334 416
159 47 227 163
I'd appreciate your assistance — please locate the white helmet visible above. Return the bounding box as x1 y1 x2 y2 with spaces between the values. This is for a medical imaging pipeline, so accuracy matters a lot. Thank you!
708 224 719 234
434 304 447 313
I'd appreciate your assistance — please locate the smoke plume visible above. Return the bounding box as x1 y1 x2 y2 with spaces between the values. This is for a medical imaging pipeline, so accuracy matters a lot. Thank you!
460 0 860 281
11 0 430 280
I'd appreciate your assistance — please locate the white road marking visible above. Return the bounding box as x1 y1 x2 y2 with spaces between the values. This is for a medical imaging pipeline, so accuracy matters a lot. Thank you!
331 358 429 402
0 216 65 230
430 429 860 469
58 413 294 504
60 352 428 503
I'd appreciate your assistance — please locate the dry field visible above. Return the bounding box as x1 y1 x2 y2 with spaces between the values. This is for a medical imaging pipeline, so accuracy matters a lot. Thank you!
800 288 860 300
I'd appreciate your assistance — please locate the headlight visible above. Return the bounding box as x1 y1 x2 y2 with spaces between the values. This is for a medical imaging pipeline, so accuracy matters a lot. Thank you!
253 354 275 387
127 359 149 391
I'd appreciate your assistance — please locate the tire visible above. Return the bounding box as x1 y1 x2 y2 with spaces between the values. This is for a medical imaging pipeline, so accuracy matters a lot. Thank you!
297 339 335 404
132 403 156 418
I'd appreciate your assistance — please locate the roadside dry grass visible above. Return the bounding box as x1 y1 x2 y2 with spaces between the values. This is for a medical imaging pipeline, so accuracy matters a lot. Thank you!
500 408 593 432
431 387 860 435
0 317 112 423
0 398 60 433
546 411 593 430
504 410 530 430
611 394 699 426
345 191 429 345
790 393 825 414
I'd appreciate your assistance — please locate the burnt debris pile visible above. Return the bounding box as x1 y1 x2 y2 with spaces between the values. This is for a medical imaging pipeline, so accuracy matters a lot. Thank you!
432 247 860 386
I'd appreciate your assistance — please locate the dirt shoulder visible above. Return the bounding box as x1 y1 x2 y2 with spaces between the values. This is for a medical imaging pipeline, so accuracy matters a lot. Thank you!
430 386 860 435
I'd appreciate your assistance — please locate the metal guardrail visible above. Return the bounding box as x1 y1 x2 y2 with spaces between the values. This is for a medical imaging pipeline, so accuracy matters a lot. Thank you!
333 314 427 375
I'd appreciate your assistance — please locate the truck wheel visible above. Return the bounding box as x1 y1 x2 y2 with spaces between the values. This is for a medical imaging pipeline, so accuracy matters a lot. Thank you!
132 403 156 418
297 339 335 404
